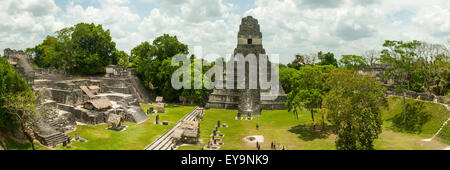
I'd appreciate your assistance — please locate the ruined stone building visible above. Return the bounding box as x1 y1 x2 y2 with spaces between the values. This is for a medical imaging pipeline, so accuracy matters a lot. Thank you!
3 49 151 147
206 16 287 114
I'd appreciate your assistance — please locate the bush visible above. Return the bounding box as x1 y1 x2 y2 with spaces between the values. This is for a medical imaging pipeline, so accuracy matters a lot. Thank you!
392 102 431 133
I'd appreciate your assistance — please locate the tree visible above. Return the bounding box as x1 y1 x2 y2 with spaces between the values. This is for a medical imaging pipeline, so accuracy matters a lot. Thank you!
29 23 118 75
180 58 212 106
363 50 380 68
317 51 338 67
153 34 189 61
433 53 450 95
132 34 190 103
287 53 318 69
279 67 298 94
415 42 449 93
71 23 117 74
0 57 36 149
380 40 422 122
32 36 65 69
339 55 366 70
3 92 37 150
114 50 130 68
286 65 334 130
323 69 386 150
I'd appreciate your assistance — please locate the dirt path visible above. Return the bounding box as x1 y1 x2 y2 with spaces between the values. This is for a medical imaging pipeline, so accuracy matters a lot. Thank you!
421 118 449 142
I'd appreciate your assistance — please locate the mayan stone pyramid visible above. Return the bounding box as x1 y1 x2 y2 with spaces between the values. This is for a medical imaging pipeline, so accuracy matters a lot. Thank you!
205 16 287 114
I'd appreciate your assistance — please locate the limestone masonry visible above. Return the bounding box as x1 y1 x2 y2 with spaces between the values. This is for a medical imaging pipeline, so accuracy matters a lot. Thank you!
205 16 288 114
3 48 151 147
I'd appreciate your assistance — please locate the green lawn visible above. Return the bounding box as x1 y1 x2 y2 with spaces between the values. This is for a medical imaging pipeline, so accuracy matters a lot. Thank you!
4 96 449 150
381 96 450 144
178 109 335 150
438 123 449 145
178 96 450 150
54 104 195 150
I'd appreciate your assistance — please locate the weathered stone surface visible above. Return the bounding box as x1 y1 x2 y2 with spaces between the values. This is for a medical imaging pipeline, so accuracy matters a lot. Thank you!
418 92 435 101
437 96 450 105
206 16 287 112
3 48 150 146
405 90 419 99
44 109 76 133
33 120 70 146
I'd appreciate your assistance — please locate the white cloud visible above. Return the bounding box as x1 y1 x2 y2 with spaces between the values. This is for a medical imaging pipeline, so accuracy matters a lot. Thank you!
63 0 141 51
1 0 449 64
0 0 63 53
334 6 383 41
180 0 231 22
412 5 450 37
136 4 241 60
243 0 385 63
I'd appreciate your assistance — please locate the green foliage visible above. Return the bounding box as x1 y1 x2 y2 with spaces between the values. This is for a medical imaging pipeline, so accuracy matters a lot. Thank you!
379 40 422 92
179 59 213 106
317 51 338 67
391 102 431 133
287 54 314 69
437 123 449 145
30 23 118 75
132 34 195 103
114 50 130 68
323 69 387 150
153 34 189 61
71 23 117 74
410 70 425 92
279 67 298 93
1 136 46 150
382 96 450 136
0 57 34 132
434 54 450 95
32 36 65 69
339 55 366 70
286 65 335 124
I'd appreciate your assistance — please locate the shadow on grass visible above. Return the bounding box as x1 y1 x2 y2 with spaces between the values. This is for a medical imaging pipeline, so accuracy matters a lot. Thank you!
4 137 33 150
288 125 330 141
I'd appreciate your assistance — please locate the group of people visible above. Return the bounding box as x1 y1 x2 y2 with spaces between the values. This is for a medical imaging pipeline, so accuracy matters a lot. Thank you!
255 141 286 150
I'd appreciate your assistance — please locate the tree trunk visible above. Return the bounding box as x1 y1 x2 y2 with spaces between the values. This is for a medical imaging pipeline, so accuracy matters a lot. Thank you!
402 91 406 123
321 113 325 131
20 122 35 150
310 110 315 130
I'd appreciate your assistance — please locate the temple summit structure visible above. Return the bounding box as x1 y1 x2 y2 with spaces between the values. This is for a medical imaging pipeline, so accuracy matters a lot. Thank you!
205 16 287 114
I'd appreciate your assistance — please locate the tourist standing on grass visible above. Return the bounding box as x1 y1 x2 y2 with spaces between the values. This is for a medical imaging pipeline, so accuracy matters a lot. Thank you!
156 114 159 124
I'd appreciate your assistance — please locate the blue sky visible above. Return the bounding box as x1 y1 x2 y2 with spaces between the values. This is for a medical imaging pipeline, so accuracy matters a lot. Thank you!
1 0 449 64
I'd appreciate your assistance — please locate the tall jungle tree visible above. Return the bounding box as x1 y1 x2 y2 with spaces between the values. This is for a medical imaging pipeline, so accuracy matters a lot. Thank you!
0 57 36 149
286 65 334 129
379 40 421 122
323 69 387 150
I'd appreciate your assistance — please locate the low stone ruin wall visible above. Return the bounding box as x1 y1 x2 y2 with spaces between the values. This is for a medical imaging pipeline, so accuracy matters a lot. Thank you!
387 90 449 105
73 107 107 125
103 87 131 94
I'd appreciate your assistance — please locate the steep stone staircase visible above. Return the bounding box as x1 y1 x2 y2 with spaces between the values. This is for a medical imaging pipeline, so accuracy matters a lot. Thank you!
38 132 70 147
